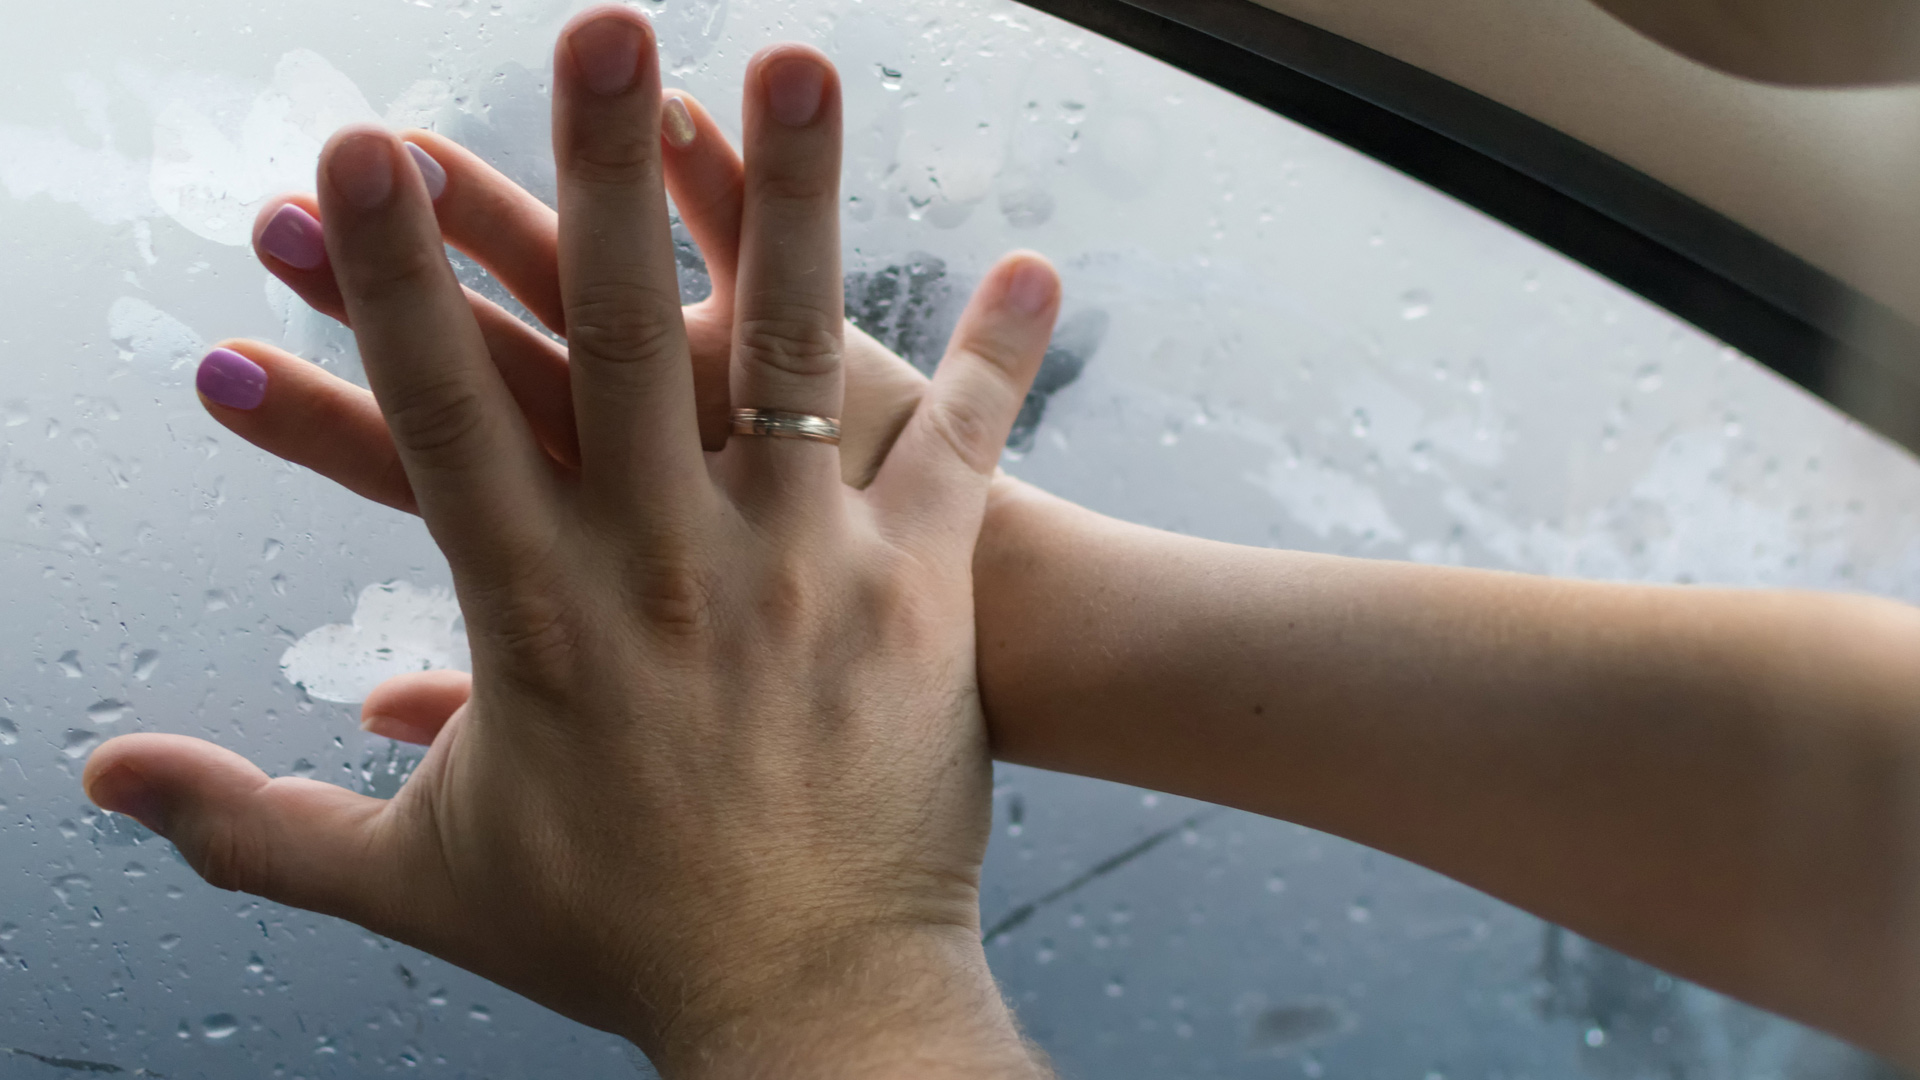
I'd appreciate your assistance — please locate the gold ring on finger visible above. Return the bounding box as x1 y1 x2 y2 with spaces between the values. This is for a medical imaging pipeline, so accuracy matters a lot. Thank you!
729 408 842 446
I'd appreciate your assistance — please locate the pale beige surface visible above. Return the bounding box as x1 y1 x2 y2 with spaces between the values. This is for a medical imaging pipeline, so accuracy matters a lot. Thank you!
1249 0 1920 325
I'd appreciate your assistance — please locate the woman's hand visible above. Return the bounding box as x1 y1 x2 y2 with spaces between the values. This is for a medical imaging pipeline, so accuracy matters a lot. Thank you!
85 9 1061 1076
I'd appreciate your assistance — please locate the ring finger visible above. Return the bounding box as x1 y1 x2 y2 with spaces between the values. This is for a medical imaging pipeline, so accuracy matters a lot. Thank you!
724 45 846 514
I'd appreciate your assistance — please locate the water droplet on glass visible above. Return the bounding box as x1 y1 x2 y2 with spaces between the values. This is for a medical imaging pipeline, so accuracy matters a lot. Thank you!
262 538 283 561
1105 978 1125 997
2 401 29 427
57 650 83 677
1585 1026 1606 1048
132 650 160 681
203 1013 239 1040
123 862 147 878
999 187 1055 229
51 873 92 902
0 718 17 745
1347 901 1371 923
1400 291 1432 321
1266 875 1286 894
468 1005 492 1022
1634 364 1663 393
291 758 317 779
159 933 182 950
876 63 903 90
204 590 231 612
87 700 130 725
62 729 101 759
1350 409 1371 439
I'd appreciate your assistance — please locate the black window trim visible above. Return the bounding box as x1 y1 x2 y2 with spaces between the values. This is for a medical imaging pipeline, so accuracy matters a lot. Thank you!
1019 0 1920 457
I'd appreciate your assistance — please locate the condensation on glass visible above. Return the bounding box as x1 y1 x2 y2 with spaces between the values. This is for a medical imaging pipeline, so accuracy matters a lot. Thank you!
2 0 1917 1076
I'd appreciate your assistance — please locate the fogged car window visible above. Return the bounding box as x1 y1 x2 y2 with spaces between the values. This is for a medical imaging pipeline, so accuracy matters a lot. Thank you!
3 0 1917 1076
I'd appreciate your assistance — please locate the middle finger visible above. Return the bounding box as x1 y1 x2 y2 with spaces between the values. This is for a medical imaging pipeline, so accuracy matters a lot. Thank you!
553 6 704 511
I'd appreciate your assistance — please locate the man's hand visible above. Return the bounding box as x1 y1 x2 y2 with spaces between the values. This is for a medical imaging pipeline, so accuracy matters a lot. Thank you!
85 9 1059 1076
209 72 940 744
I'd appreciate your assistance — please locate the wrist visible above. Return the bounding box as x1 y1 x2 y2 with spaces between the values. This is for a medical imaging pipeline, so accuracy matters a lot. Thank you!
642 922 1047 1080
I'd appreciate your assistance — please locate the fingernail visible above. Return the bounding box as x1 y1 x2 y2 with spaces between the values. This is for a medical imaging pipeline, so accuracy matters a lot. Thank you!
405 142 447 201
89 763 168 835
1004 260 1058 317
259 204 327 270
360 713 437 745
197 348 269 411
662 95 696 148
764 54 826 127
572 14 644 96
329 131 395 210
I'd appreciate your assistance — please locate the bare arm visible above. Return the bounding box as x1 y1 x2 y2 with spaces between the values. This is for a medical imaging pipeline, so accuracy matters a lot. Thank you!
977 478 1920 1066
1594 0 1920 84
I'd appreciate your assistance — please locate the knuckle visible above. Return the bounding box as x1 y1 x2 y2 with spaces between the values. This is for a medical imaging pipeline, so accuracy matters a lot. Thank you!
627 544 720 642
567 286 684 367
190 820 267 896
754 170 836 205
565 132 660 189
753 554 820 628
737 310 840 379
463 556 583 689
341 245 446 307
920 394 1000 475
956 340 1032 384
382 381 490 464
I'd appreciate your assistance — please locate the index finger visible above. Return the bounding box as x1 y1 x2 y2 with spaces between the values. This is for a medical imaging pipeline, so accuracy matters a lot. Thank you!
318 125 558 567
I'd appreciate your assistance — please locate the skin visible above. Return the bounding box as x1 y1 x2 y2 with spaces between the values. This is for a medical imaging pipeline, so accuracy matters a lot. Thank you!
84 10 1060 1078
98 6 1920 1073
1596 0 1920 84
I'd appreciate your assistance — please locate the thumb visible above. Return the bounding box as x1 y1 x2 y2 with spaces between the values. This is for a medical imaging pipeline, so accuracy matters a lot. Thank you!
361 669 474 745
865 252 1059 543
84 733 421 935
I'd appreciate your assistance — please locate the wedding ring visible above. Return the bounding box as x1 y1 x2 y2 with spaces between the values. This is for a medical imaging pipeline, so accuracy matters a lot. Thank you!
730 408 842 445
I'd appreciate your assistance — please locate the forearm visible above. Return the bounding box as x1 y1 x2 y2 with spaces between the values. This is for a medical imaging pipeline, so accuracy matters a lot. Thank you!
1594 0 1920 84
975 478 1920 1062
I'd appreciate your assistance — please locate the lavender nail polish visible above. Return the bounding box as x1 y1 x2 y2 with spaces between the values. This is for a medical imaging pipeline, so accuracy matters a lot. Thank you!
196 348 268 411
405 142 447 201
259 204 327 270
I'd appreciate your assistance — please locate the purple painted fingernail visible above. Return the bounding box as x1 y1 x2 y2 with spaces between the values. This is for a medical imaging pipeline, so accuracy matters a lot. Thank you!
196 348 268 411
405 142 447 201
259 204 327 270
